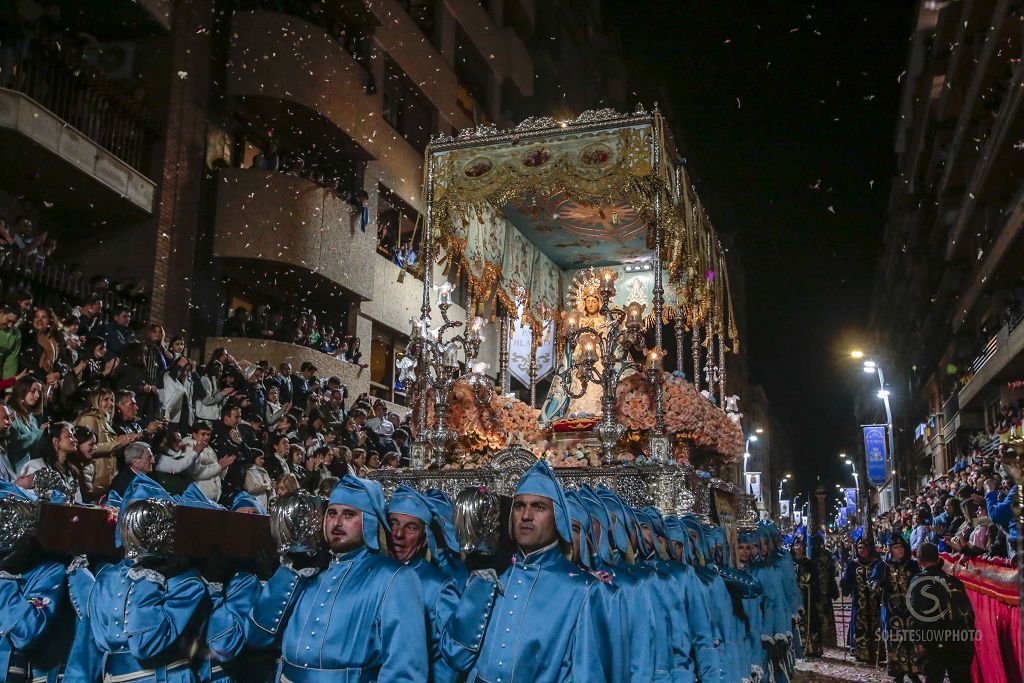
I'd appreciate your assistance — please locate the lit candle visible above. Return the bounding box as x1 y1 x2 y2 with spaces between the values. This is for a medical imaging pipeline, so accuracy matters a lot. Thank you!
626 301 644 328
580 333 598 363
437 282 454 307
566 311 580 334
601 268 614 283
646 348 664 370
467 316 484 342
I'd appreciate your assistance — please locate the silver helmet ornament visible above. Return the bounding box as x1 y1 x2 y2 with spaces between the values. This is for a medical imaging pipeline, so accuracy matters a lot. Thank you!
454 486 501 557
121 498 176 560
270 490 326 555
0 496 39 552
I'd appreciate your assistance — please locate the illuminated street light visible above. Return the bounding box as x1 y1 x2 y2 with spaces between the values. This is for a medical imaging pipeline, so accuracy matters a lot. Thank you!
850 350 864 359
845 459 852 465
878 389 890 399
755 428 764 434
749 434 759 442
863 360 877 371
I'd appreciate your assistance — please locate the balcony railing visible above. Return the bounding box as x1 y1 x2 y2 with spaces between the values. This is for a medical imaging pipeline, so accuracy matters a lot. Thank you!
0 251 149 325
1 34 157 173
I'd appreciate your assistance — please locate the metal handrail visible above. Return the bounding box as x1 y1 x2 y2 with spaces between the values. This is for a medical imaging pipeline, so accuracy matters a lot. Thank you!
1 32 157 173
0 250 148 326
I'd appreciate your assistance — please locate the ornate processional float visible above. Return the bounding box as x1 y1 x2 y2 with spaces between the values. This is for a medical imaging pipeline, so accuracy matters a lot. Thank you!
372 105 756 531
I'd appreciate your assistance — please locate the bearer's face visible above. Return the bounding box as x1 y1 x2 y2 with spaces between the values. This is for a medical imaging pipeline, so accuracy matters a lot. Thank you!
737 543 752 562
571 520 582 564
324 504 363 553
512 494 557 551
388 512 426 563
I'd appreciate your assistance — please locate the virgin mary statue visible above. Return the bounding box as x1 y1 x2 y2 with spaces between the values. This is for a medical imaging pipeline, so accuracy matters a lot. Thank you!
541 270 610 422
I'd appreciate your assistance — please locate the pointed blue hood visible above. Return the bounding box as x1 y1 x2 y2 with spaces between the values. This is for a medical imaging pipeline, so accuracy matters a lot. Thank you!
513 461 571 545
328 475 388 551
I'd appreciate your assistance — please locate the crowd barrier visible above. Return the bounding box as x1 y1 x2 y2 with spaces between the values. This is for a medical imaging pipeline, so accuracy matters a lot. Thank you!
941 553 1022 683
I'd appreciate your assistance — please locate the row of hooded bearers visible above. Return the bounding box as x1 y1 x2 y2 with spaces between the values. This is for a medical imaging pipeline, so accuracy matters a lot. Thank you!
0 461 805 683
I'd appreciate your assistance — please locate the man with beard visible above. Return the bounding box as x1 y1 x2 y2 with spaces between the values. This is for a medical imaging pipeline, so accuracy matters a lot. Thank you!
841 539 882 664
871 535 921 682
440 460 619 682
247 475 426 681
387 485 461 683
792 532 840 660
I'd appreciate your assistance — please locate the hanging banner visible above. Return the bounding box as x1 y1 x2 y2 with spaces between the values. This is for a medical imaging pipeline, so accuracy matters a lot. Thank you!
862 424 889 487
509 304 554 385
744 472 762 502
845 487 858 517
838 507 848 527
780 499 790 518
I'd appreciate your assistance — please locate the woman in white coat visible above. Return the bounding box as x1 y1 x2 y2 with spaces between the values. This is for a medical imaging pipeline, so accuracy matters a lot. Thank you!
159 357 195 433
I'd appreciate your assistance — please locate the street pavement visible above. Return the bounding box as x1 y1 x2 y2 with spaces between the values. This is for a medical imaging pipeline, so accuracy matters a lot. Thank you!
794 647 892 682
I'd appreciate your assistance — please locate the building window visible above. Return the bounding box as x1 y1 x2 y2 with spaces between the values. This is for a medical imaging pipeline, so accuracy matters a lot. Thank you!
370 328 409 405
382 55 436 153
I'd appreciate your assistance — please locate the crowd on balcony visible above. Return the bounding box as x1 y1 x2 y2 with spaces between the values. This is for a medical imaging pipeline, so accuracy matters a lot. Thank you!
874 407 1021 560
0 279 413 512
221 304 367 368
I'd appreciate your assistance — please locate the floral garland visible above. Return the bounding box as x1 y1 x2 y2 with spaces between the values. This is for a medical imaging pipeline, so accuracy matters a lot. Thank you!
615 371 744 461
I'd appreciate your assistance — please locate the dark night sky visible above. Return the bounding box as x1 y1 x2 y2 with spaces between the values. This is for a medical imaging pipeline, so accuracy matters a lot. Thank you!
604 1 916 494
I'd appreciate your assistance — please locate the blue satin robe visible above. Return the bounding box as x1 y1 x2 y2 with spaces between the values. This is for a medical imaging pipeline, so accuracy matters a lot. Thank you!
593 557 667 683
433 549 469 590
0 560 65 681
698 569 743 683
639 556 697 683
666 562 718 683
64 559 209 683
203 572 261 683
247 546 427 682
441 544 618 682
408 556 462 683
737 564 765 679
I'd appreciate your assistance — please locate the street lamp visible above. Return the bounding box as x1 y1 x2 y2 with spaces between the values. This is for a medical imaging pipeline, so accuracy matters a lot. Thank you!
743 433 760 475
860 357 899 507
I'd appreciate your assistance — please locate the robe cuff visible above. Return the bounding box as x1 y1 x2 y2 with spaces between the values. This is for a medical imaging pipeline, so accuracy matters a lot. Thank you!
448 574 499 652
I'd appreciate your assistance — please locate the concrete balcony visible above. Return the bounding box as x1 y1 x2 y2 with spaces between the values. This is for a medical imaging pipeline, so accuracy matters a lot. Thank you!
227 9 424 205
0 88 155 224
212 169 377 301
958 310 1024 409
207 336 403 414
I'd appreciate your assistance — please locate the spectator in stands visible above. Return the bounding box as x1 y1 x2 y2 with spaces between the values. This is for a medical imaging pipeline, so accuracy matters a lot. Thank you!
984 475 1018 556
382 452 400 469
74 293 104 336
178 421 234 503
910 511 937 551
210 403 248 460
113 343 161 420
8 375 44 471
274 472 300 501
144 324 172 388
78 337 118 390
0 300 21 380
74 388 135 500
160 356 195 434
345 336 363 365
195 359 233 422
290 361 317 411
287 444 306 480
108 441 154 497
393 427 411 466
19 306 65 384
72 425 97 498
267 362 294 405
223 307 250 337
112 390 163 441
244 451 274 510
19 421 82 502
103 305 135 356
264 433 291 481
264 385 291 425
322 388 346 427
168 335 186 360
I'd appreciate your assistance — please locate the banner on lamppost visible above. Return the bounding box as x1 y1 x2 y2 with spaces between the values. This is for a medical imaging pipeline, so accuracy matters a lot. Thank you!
744 472 763 502
862 424 889 487
780 499 790 518
845 488 858 517
838 507 848 526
